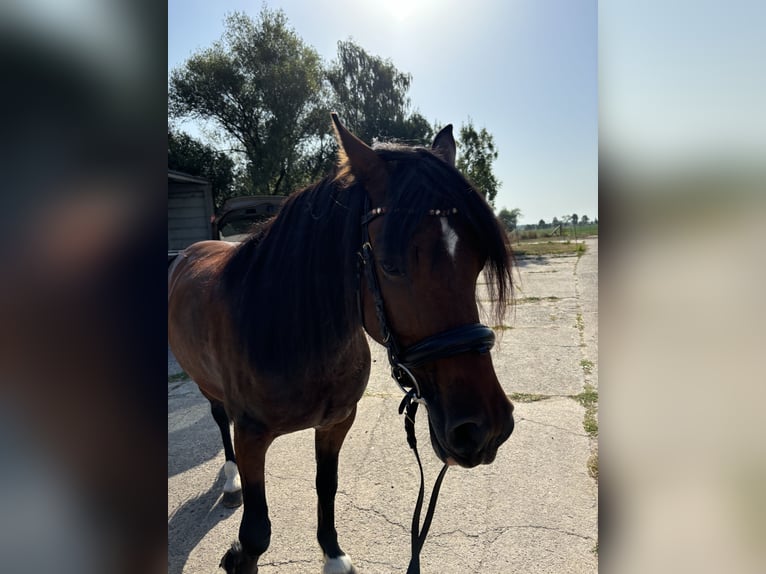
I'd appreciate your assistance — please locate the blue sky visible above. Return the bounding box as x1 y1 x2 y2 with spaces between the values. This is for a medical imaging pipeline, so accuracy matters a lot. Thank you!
169 0 597 225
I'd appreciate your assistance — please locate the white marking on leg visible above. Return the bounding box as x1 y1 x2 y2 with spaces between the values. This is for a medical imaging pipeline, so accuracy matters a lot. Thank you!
440 217 458 262
323 553 354 574
223 460 241 493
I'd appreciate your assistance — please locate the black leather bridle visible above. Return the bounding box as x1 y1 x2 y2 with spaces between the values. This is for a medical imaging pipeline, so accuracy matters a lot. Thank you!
357 197 497 573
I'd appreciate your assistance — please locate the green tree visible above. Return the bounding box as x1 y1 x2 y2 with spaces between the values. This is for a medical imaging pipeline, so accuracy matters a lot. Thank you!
168 8 328 196
168 128 236 208
580 214 590 225
456 119 501 207
538 218 547 228
497 207 522 232
326 40 432 145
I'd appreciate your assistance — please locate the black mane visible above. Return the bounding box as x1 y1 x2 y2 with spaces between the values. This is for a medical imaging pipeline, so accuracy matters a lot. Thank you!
221 144 512 378
221 172 366 378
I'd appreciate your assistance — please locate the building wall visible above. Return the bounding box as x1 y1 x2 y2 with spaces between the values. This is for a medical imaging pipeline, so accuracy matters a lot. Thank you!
168 182 214 251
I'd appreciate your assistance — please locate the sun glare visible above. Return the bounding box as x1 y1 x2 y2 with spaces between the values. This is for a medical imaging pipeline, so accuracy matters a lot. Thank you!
383 0 416 22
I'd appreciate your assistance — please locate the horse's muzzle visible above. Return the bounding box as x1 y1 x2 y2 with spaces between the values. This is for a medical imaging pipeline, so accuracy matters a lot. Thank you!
429 409 514 468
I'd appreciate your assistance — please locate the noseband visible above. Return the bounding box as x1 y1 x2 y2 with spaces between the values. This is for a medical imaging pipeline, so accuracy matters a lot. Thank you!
358 197 497 573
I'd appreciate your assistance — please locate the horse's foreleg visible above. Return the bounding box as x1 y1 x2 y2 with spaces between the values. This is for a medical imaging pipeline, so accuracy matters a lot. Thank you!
315 406 358 574
208 398 242 507
220 417 274 574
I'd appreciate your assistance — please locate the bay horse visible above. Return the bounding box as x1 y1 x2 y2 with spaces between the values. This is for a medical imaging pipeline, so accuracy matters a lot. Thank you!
168 114 515 573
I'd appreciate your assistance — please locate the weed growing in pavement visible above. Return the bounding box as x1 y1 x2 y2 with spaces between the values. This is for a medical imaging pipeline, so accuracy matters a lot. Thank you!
509 392 550 403
587 450 599 481
573 383 598 437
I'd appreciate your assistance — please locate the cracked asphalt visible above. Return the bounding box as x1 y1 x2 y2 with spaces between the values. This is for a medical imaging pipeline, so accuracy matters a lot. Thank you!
169 238 598 573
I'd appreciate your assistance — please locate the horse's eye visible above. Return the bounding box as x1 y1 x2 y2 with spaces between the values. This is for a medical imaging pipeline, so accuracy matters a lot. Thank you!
379 260 405 277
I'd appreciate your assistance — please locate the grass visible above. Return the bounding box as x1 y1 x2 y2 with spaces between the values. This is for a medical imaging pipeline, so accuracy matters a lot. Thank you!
583 410 598 438
511 224 599 242
512 241 587 257
573 383 599 437
492 324 514 331
509 392 550 403
516 295 560 304
574 383 598 409
587 451 599 481
580 359 594 375
168 371 190 383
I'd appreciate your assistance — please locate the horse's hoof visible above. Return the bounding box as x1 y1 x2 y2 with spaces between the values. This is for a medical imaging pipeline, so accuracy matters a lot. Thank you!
220 541 258 573
323 554 356 574
222 489 243 508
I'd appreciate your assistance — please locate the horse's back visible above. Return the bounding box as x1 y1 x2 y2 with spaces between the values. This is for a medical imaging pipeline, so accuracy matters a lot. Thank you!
168 240 238 402
168 240 235 307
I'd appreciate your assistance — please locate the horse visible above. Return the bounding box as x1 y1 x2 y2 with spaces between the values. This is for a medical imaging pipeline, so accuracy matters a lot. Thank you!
168 114 515 574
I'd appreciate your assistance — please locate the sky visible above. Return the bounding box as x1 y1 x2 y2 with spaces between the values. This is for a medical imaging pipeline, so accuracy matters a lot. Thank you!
168 0 598 225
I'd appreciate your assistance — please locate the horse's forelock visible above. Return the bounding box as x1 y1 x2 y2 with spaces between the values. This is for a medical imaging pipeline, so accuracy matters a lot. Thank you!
375 146 514 320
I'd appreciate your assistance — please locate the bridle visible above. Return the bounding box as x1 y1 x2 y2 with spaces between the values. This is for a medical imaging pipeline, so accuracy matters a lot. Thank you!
357 196 497 573
358 199 496 400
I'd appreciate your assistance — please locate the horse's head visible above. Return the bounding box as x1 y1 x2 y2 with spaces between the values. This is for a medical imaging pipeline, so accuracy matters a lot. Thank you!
332 114 515 468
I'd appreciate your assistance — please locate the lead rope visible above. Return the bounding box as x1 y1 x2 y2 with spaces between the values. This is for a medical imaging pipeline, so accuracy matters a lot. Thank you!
399 389 449 574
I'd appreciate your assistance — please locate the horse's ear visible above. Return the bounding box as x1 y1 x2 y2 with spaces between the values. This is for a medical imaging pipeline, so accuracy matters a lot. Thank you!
431 124 456 167
331 113 387 202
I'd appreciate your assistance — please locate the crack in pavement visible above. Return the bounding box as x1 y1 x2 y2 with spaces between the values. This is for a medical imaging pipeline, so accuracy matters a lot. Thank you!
259 557 316 568
515 416 590 437
431 523 595 544
335 490 409 533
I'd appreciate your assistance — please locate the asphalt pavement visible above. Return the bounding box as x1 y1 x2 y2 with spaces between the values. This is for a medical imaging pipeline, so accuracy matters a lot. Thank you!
169 238 598 573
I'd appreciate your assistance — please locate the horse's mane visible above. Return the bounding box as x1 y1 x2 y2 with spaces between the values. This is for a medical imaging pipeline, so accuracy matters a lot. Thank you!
221 170 365 378
221 144 512 378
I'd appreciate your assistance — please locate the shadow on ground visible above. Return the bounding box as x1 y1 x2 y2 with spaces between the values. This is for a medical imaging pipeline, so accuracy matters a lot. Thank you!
168 472 239 574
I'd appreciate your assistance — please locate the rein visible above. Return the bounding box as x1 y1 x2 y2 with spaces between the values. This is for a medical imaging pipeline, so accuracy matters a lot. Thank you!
358 199 496 573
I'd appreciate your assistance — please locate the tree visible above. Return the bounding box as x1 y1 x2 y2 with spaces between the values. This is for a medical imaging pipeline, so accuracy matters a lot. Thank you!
456 120 501 207
538 218 546 228
497 207 522 232
168 128 235 207
169 8 328 196
572 213 579 226
580 214 590 225
326 40 432 145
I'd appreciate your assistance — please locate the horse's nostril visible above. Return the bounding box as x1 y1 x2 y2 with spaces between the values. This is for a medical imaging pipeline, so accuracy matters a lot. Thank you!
449 421 485 453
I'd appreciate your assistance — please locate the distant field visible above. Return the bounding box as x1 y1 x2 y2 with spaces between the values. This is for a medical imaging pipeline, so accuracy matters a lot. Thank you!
511 224 598 241
511 240 587 257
